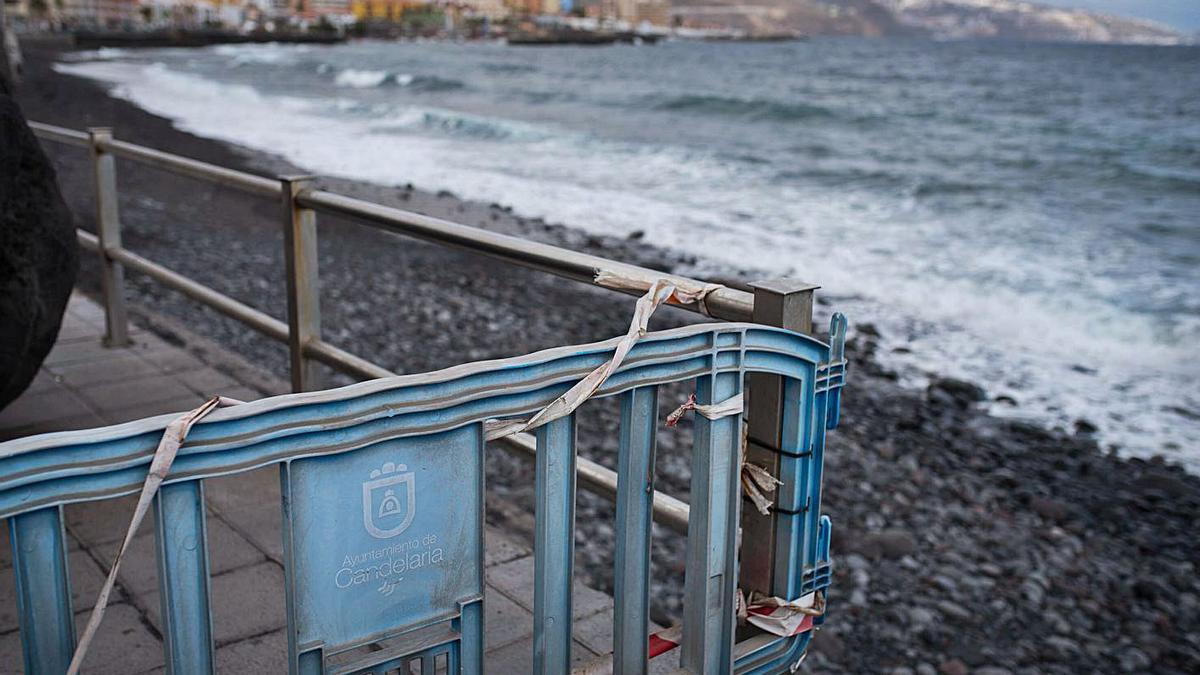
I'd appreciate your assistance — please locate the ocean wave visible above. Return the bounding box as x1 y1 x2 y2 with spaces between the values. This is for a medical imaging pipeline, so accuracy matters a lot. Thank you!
649 93 840 122
482 63 537 74
369 107 547 141
212 43 313 66
332 68 465 91
335 68 392 88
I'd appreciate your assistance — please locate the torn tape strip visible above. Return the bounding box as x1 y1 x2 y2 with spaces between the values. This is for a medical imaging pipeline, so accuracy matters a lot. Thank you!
68 395 243 675
484 278 681 442
593 269 725 318
664 392 745 427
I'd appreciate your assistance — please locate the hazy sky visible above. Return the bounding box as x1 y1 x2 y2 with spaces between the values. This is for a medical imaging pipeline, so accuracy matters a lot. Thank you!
1036 0 1200 31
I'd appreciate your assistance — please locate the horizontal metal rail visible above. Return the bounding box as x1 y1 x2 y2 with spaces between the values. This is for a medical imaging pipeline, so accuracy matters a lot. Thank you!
101 137 281 197
500 432 690 535
39 120 760 546
298 189 756 321
27 121 89 147
83 231 393 382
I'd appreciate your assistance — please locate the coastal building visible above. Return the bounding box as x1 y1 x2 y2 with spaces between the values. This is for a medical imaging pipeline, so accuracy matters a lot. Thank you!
633 0 665 26
456 0 506 20
57 0 140 27
597 0 667 24
502 0 556 17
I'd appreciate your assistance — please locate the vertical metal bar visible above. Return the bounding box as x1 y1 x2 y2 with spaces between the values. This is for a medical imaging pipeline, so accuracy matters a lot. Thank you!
459 599 482 674
681 371 743 674
613 387 657 675
154 480 215 674
740 279 817 595
88 127 130 347
421 654 436 675
9 507 76 674
771 376 814 599
280 176 323 393
532 415 576 674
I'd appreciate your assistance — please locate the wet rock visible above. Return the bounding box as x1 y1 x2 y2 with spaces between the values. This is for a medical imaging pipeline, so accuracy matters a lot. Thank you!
1133 473 1190 499
858 529 918 559
1030 495 1073 523
1117 648 1151 673
928 377 986 408
935 600 972 622
0 90 78 410
812 631 845 660
937 659 968 675
1041 636 1081 660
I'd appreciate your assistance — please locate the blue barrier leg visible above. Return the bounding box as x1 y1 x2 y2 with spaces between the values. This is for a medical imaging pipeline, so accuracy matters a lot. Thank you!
682 372 742 674
533 415 577 674
9 507 76 674
614 386 658 675
154 480 215 674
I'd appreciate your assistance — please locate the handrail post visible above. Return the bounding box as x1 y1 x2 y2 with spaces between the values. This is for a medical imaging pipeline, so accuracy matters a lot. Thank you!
740 278 818 595
87 127 130 347
280 176 323 392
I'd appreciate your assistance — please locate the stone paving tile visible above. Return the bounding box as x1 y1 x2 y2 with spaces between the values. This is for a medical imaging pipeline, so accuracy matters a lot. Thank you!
0 549 115 635
484 530 530 569
484 588 534 651
135 344 207 376
204 468 285 563
102 395 209 426
482 634 599 672
485 556 614 621
173 368 243 398
0 411 110 443
216 386 265 405
0 387 97 430
0 603 164 675
65 494 139 548
66 295 106 323
214 628 289 673
52 320 104 343
140 562 287 647
22 371 65 396
48 354 162 388
92 518 266 594
41 338 120 368
76 376 197 417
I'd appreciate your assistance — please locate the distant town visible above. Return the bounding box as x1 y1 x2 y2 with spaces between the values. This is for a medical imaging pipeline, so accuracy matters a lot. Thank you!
2 0 1191 45
3 0 716 41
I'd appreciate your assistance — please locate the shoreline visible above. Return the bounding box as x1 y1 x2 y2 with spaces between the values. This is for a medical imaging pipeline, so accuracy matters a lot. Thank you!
14 41 1200 673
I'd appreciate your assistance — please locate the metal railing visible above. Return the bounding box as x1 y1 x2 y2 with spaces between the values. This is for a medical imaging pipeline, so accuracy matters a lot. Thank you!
30 121 819 587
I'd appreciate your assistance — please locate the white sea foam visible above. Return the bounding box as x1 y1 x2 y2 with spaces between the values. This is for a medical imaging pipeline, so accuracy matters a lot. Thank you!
53 55 1200 467
334 68 391 88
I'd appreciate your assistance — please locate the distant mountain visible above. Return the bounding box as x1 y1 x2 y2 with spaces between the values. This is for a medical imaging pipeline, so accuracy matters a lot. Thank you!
876 0 1185 44
669 0 1188 44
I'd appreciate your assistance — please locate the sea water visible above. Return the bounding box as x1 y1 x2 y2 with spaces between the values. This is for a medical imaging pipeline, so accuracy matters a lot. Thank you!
55 39 1200 466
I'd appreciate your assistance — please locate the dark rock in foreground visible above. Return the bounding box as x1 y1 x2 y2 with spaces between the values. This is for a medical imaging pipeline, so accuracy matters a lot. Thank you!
0 83 77 410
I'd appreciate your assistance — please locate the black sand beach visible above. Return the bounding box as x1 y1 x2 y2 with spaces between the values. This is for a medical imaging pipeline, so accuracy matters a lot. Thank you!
13 40 1200 674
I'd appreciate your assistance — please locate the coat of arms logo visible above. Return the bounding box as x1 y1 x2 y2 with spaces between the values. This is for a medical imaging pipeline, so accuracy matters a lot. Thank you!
361 462 415 539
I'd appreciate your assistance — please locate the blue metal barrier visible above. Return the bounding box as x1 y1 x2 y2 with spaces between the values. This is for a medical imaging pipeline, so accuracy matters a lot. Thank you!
1 319 845 674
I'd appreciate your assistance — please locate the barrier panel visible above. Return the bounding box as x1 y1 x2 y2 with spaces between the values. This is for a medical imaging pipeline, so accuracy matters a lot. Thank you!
1 319 844 674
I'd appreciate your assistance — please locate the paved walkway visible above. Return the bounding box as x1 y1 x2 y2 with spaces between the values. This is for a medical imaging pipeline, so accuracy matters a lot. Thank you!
0 294 624 673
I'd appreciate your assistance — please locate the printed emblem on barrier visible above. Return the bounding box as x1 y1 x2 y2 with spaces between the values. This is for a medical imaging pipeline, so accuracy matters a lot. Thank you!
362 462 415 539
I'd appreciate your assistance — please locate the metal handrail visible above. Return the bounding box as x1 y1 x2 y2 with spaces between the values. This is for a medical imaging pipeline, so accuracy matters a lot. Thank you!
37 121 759 535
297 189 756 321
